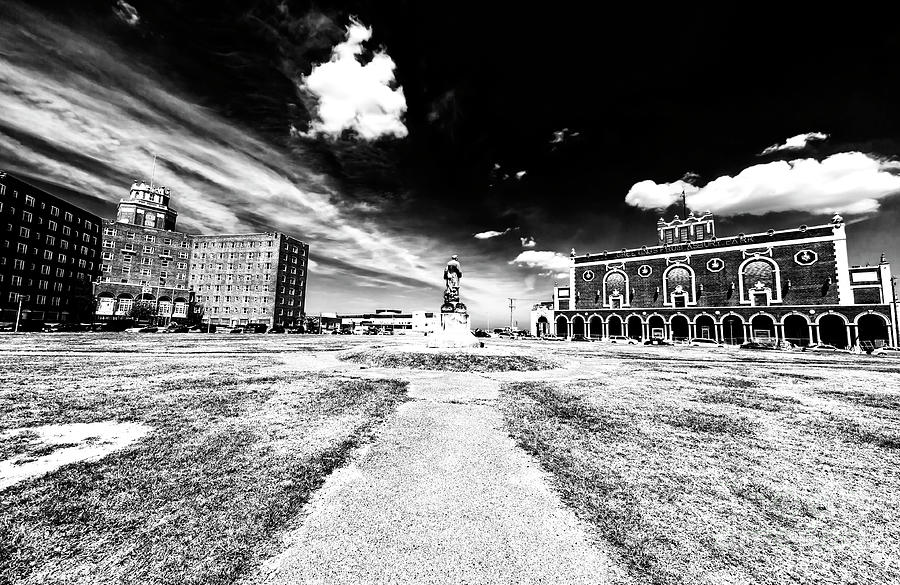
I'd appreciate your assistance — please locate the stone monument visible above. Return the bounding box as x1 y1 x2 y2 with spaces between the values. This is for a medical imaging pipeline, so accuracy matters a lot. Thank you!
427 255 481 348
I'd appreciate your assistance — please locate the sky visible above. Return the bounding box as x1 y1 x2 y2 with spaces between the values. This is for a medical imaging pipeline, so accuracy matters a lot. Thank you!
2 2 900 328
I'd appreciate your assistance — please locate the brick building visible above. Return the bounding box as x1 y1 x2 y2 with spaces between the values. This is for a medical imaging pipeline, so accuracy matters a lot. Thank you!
95 182 192 323
535 212 897 348
94 181 309 327
190 233 308 328
0 172 101 325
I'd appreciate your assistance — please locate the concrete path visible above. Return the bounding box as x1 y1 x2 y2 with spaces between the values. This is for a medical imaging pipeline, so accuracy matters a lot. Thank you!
251 368 629 585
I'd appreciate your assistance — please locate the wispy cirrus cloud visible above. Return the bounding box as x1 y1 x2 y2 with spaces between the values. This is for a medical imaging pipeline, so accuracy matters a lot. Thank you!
473 227 517 239
0 2 435 314
625 152 900 216
299 17 407 140
760 131 828 155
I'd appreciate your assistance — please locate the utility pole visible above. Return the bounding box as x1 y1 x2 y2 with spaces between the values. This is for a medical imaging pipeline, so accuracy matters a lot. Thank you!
14 294 23 333
508 298 515 332
149 153 158 190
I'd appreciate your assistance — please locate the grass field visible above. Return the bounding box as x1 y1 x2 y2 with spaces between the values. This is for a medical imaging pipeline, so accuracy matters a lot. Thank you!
1 334 899 584
499 350 900 585
0 334 405 585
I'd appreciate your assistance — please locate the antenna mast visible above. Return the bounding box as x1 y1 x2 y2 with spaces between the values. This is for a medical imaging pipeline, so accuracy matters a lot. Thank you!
150 153 158 189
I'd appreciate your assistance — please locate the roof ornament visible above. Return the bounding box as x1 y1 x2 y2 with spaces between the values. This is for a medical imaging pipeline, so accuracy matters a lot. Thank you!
831 213 844 225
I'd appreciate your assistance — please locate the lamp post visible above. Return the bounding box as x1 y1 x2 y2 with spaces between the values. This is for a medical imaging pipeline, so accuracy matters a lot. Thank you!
892 275 899 347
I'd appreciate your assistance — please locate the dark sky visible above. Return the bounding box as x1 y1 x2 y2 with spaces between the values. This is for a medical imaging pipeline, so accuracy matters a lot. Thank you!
2 2 900 326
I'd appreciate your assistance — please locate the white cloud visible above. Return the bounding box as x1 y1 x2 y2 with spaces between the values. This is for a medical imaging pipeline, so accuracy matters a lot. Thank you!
520 236 536 248
760 132 828 155
113 1 140 26
625 179 698 211
300 17 407 140
515 170 527 180
625 152 900 216
509 250 571 275
474 227 516 239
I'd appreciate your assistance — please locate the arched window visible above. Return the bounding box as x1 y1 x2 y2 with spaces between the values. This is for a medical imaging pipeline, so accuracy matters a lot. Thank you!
664 265 695 306
603 270 628 308
740 257 781 305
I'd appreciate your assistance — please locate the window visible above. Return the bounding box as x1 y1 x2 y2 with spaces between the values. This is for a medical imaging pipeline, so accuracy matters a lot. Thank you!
122 266 131 274
60 240 68 250
140 268 151 276
143 246 153 254
178 251 188 259
58 254 66 263
11 276 23 287
13 259 24 270
163 238 172 245
64 212 73 222
103 240 114 248
24 195 35 207
16 243 27 254
145 235 155 242
121 255 131 264
55 268 65 277
50 205 59 216
140 258 153 265
126 232 135 240
43 250 53 260
102 252 113 260
45 235 55 246
101 264 111 272
62 226 71 235
22 211 32 222
19 227 29 238
160 260 170 267
123 243 135 252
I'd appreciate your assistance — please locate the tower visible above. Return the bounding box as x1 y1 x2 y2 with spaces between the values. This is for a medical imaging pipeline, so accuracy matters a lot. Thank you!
115 181 178 230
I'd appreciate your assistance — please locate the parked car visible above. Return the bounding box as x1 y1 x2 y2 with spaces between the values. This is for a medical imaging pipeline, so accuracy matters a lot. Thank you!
245 324 268 334
138 326 159 333
164 324 190 333
229 327 245 334
473 329 491 338
607 335 637 344
872 346 900 357
689 337 720 346
43 322 85 332
189 324 217 333
496 331 515 339
286 326 305 334
644 338 671 346
541 334 564 341
740 340 780 350
570 334 592 342
99 320 137 332
267 326 286 334
803 343 844 352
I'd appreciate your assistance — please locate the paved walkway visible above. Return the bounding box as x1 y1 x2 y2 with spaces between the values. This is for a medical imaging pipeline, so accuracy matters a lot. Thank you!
251 367 629 585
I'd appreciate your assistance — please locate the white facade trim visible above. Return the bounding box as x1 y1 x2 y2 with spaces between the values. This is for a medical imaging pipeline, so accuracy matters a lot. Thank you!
832 224 853 305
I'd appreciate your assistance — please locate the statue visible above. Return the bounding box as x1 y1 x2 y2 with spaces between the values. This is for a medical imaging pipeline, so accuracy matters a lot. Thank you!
442 255 465 313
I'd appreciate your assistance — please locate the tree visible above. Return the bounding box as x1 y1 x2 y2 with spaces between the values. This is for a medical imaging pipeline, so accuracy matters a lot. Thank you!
128 301 155 323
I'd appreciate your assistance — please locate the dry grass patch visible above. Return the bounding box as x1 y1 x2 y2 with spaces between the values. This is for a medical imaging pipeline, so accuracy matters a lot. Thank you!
341 349 556 371
500 366 900 585
0 344 407 585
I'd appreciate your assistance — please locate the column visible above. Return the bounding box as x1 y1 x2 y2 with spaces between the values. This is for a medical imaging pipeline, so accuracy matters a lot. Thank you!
775 323 783 343
807 324 814 346
810 324 819 344
744 324 752 342
846 324 855 349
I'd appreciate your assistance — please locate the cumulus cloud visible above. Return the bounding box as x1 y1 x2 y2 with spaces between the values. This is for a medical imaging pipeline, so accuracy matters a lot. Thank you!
113 0 139 26
550 127 580 145
760 132 828 155
300 17 407 140
515 170 527 180
520 236 535 248
474 227 517 239
509 250 571 276
625 152 900 216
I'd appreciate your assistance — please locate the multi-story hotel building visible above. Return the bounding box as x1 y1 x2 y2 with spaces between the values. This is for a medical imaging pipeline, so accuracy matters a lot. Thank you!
95 182 192 322
534 212 897 348
94 182 309 327
190 233 308 328
0 172 101 325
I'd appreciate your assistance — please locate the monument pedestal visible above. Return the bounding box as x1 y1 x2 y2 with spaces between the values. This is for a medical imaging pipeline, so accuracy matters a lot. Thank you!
426 311 482 348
